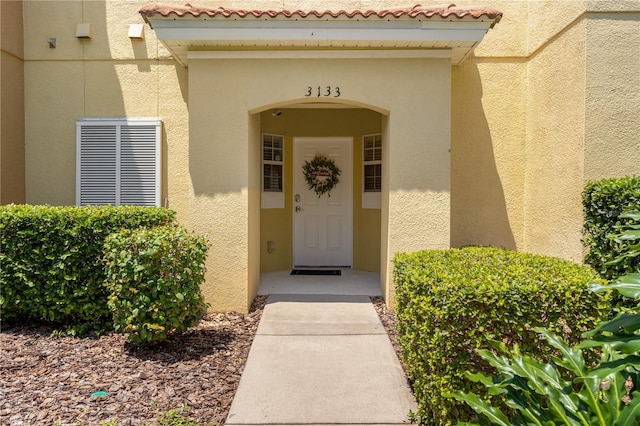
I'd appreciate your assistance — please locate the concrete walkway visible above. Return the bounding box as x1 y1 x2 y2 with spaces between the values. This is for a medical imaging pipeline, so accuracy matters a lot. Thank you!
226 293 417 426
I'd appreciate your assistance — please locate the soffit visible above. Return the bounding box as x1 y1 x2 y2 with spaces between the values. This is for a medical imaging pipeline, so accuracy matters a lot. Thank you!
139 3 503 67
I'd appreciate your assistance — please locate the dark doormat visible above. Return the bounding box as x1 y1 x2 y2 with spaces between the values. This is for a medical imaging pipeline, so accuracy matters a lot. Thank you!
290 269 342 276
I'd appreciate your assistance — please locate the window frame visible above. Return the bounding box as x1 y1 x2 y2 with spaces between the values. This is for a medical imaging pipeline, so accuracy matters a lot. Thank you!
261 132 285 209
362 133 382 209
76 117 161 207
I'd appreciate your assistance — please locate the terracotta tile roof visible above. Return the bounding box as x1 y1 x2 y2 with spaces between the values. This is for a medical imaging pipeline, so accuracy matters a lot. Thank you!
139 3 502 22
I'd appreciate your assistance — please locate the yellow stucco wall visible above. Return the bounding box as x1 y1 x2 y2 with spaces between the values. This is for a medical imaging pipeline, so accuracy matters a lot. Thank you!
189 56 451 311
451 0 640 263
0 0 26 204
23 1 190 210
17 0 640 312
524 17 586 261
584 9 640 181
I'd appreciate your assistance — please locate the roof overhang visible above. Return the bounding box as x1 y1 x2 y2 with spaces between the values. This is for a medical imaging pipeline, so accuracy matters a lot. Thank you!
140 3 502 67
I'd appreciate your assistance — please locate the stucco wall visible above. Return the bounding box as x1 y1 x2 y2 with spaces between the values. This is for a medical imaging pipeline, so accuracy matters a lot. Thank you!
451 59 525 252
451 0 531 253
452 0 639 263
451 0 588 258
18 0 640 312
584 10 640 182
189 56 451 310
0 0 25 204
524 18 586 262
23 1 190 212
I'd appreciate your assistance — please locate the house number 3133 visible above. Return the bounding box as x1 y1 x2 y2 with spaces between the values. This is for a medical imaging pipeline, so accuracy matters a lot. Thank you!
305 86 341 98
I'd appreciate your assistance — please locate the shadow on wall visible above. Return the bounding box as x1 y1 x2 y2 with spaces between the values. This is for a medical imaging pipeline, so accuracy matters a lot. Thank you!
188 98 384 197
450 60 517 250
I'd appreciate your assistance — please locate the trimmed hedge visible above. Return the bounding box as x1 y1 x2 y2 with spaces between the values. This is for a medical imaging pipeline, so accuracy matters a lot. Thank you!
394 247 609 425
583 175 640 279
104 226 209 344
0 205 175 331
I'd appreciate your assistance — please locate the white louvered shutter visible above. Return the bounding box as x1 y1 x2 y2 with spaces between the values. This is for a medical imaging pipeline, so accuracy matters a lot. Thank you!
77 119 161 206
120 125 158 206
78 125 117 205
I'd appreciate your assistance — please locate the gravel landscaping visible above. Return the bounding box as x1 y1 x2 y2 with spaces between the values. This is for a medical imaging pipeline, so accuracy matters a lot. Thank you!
0 296 403 426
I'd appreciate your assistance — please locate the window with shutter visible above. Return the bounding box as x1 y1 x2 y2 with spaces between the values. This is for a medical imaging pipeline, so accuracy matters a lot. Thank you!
76 118 161 206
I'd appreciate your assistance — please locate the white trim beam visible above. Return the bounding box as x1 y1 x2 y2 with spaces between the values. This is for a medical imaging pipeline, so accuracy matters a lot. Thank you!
153 27 491 43
188 49 452 60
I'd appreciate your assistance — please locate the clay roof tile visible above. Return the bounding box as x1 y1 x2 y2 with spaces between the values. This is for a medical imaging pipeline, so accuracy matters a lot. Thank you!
139 3 503 22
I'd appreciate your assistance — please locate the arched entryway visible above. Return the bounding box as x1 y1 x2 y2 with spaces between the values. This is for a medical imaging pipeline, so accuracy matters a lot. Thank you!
251 102 387 274
139 0 504 312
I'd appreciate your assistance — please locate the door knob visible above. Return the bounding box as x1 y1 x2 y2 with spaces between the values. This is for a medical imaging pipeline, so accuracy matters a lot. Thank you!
295 194 301 202
295 205 302 213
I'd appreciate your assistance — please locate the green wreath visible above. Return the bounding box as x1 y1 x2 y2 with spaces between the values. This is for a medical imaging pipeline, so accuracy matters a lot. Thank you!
302 155 341 197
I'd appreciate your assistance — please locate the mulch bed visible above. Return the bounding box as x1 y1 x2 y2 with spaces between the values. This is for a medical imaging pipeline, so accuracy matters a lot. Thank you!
0 296 267 426
0 295 405 426
371 296 409 376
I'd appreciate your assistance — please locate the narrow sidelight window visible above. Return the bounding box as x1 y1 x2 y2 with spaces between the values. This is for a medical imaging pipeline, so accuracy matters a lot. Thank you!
362 133 382 209
262 133 285 208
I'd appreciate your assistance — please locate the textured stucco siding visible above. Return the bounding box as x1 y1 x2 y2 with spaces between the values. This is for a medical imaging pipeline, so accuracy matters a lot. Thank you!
524 18 587 262
23 0 191 210
16 0 640 312
0 0 26 204
451 59 526 252
453 0 639 263
189 56 451 311
584 11 640 182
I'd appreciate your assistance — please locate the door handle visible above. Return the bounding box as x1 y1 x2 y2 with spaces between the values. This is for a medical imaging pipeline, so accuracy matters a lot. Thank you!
295 205 302 213
295 194 301 202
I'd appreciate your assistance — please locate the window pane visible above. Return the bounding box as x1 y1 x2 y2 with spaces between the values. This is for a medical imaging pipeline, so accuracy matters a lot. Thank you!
263 164 282 192
263 135 283 162
364 147 375 162
364 135 382 161
373 149 381 162
364 164 382 192
263 146 274 161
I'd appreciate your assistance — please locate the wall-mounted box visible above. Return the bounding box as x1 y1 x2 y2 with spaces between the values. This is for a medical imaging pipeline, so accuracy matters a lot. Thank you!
75 23 91 38
128 24 145 39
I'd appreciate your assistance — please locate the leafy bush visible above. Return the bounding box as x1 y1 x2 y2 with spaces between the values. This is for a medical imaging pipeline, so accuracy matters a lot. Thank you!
394 247 609 424
583 175 640 279
449 213 640 425
104 225 209 344
0 205 175 332
448 325 640 425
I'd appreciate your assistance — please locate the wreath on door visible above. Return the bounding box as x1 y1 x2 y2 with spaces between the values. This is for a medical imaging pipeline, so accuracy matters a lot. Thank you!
302 155 341 197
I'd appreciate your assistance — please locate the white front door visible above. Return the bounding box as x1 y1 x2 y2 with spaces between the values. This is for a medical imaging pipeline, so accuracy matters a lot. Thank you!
293 137 353 267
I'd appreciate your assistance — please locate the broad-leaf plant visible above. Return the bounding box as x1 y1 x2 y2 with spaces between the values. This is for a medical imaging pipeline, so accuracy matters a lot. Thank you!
447 211 640 425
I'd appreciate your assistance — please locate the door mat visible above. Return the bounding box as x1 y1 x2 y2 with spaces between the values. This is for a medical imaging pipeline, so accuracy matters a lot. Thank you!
290 269 342 276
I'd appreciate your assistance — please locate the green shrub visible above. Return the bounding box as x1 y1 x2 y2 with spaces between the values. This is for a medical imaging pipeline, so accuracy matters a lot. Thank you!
0 205 175 332
104 225 209 344
394 247 609 425
583 175 640 279
449 213 640 425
